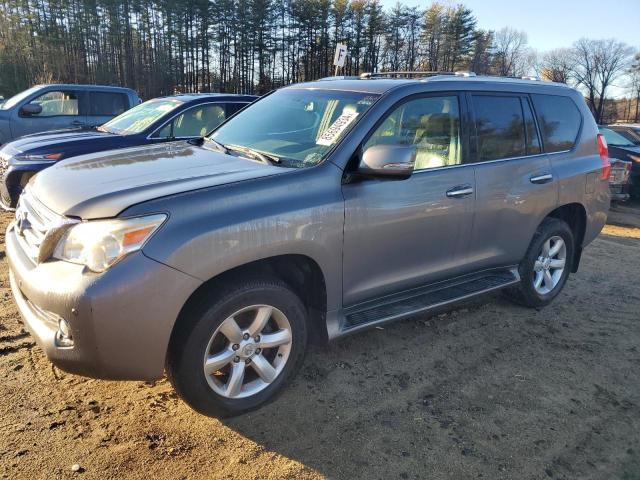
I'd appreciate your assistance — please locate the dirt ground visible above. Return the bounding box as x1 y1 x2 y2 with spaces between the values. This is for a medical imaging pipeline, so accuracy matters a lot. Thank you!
1 203 639 480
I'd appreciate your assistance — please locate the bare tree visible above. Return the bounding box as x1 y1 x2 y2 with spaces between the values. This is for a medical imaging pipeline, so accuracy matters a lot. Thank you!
571 38 634 123
539 48 574 83
491 27 529 76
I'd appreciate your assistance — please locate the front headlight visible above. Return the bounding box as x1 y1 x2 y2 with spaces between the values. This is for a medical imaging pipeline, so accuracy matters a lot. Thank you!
53 214 167 272
16 152 63 161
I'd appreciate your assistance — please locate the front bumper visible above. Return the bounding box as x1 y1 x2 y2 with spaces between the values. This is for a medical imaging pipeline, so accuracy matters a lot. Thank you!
6 222 201 380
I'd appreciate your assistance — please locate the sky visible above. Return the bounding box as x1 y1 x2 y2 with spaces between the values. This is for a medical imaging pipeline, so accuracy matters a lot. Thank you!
380 0 639 52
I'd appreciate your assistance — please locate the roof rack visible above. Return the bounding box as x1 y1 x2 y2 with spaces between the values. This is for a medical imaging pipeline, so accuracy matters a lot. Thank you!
359 71 477 79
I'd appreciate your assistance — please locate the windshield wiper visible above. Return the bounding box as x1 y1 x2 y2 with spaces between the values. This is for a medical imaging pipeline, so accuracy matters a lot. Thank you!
203 136 229 154
223 143 280 165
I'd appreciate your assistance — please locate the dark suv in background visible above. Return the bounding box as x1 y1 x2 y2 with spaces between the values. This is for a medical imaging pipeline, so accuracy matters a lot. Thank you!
6 73 610 417
0 93 257 208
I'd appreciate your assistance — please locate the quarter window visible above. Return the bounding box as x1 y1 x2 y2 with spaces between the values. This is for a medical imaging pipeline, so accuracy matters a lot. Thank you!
472 95 526 161
531 94 581 153
28 90 79 116
364 96 462 171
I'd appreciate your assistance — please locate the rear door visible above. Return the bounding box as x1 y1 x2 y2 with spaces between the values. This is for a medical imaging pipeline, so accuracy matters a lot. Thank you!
87 91 130 127
342 93 476 305
466 92 558 271
12 88 86 137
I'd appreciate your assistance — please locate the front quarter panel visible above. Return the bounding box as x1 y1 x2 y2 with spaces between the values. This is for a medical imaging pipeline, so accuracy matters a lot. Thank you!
122 162 345 311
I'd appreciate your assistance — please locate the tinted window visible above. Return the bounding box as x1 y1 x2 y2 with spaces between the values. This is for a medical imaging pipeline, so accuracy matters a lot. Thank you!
90 92 128 116
531 94 581 153
29 90 79 117
472 95 526 161
157 104 226 138
364 95 462 170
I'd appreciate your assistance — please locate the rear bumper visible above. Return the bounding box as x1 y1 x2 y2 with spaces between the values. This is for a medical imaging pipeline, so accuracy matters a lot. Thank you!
7 221 201 380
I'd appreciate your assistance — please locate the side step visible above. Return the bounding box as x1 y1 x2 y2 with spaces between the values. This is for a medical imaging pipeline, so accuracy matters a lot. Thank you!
342 268 520 331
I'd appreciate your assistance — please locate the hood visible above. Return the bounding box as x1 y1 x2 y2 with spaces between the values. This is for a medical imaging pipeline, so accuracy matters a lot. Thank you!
30 141 289 219
2 130 118 157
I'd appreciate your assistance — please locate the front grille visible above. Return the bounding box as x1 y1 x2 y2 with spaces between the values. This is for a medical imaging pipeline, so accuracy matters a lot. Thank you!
13 189 76 263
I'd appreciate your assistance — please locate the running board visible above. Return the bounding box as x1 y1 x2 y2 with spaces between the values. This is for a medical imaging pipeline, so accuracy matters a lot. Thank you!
342 268 520 332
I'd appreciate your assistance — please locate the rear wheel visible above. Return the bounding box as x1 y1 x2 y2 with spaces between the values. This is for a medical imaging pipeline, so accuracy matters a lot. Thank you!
505 217 574 308
167 278 308 417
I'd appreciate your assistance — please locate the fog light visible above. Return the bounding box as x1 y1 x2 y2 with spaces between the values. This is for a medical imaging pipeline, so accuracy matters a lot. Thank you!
55 318 74 347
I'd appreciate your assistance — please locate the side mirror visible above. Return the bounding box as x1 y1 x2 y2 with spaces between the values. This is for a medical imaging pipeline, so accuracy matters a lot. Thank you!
358 144 416 179
20 103 43 116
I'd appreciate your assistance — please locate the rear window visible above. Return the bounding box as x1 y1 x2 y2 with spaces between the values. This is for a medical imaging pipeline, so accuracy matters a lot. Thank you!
472 95 527 161
90 92 129 116
531 94 581 153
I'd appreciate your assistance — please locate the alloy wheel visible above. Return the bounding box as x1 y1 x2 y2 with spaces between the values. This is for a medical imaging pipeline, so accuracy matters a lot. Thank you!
203 305 293 399
533 235 567 295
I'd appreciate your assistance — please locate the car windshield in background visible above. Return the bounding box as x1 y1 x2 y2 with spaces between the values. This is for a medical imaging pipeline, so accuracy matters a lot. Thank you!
600 127 636 147
0 86 41 110
210 89 380 167
99 98 183 135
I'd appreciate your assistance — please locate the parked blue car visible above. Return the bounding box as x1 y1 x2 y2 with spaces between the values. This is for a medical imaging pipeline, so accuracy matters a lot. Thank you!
0 84 140 145
0 93 257 208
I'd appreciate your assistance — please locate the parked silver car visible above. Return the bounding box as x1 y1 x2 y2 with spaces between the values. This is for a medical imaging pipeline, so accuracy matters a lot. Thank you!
6 73 610 417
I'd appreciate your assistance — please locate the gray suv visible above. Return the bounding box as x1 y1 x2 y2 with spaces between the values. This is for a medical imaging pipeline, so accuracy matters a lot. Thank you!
0 84 140 145
6 73 610 417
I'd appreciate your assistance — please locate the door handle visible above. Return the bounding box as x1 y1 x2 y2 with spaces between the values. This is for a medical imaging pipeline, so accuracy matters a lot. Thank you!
446 185 474 198
530 173 553 184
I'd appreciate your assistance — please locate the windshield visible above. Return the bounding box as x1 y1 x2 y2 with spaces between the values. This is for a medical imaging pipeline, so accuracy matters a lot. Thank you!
210 89 380 167
100 98 183 135
600 127 636 147
0 86 41 110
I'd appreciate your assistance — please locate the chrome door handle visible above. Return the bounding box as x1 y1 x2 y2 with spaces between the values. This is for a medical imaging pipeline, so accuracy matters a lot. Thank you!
530 173 553 184
446 186 474 198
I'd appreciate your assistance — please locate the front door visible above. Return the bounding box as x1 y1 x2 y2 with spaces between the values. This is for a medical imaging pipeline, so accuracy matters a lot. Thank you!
342 93 476 306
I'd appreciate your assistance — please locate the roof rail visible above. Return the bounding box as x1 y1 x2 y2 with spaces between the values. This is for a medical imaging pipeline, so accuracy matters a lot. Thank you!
359 70 477 80
520 75 541 81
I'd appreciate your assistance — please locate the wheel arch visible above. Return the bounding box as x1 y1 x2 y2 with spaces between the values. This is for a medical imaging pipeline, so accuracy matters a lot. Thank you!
544 202 587 272
168 254 329 363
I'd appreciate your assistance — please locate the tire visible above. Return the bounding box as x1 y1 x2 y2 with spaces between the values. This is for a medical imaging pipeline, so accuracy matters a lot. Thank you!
167 277 308 417
505 217 574 308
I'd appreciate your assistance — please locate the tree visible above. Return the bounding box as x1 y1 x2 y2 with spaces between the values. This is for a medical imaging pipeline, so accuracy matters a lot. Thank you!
571 38 634 123
491 27 529 77
539 48 574 83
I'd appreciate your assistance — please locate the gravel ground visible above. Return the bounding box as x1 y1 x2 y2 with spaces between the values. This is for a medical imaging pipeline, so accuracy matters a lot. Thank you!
1 204 639 480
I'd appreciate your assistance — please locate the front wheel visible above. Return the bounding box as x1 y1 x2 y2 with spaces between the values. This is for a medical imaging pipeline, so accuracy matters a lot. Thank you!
167 278 308 417
505 217 574 308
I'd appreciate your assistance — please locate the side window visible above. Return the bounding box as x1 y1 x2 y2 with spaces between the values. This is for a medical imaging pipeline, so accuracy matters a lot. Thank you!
364 95 462 171
90 92 128 116
28 90 79 117
472 95 526 161
157 104 226 138
531 94 581 152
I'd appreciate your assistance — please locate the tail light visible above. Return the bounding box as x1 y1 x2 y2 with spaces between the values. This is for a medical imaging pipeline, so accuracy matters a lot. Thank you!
597 133 610 180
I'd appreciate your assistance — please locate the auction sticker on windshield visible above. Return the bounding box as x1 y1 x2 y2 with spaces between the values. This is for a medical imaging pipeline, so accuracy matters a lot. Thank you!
316 112 359 146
